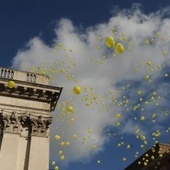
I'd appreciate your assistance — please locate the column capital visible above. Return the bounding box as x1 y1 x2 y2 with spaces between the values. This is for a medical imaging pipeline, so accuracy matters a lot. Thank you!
0 110 52 136
0 110 21 134
28 114 52 137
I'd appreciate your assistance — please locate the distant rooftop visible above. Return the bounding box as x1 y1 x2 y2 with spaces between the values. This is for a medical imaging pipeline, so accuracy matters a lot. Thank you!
125 143 170 170
0 67 49 85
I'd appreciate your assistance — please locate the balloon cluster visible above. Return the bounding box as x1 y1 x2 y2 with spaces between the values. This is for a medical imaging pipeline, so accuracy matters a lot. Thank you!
22 29 170 169
105 36 124 54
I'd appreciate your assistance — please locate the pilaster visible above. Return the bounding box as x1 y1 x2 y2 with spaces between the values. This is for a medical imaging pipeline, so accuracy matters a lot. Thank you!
0 110 22 170
0 109 52 170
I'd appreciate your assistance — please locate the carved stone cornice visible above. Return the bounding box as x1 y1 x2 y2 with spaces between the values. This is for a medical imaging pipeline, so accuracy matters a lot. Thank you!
0 110 52 137
28 115 52 137
0 79 63 111
0 110 21 134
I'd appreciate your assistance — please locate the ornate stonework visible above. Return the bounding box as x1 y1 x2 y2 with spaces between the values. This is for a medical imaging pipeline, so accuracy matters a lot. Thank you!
29 115 52 137
0 110 20 133
0 67 63 170
0 109 52 137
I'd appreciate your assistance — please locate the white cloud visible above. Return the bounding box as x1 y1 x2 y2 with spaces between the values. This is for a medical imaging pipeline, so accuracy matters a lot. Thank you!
12 5 170 165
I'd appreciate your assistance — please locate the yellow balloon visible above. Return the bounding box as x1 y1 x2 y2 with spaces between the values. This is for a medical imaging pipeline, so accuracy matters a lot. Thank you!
73 134 77 139
137 90 142 95
105 36 115 48
58 151 63 155
97 160 101 164
140 116 145 121
55 135 61 140
145 75 150 81
60 155 65 160
67 106 74 112
73 86 81 95
146 61 151 66
115 113 121 119
88 128 92 133
126 145 131 149
115 121 121 127
164 73 168 77
114 43 124 54
151 156 155 160
8 81 15 88
65 141 70 146
122 157 127 161
60 142 65 146
54 166 59 170
51 161 55 166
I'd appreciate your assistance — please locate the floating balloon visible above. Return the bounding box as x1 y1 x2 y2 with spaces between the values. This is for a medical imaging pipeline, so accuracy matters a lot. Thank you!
105 36 115 48
144 40 149 45
140 116 145 121
51 161 55 166
137 90 142 95
115 113 121 119
114 43 124 54
151 156 155 160
146 61 151 66
138 161 141 165
67 106 74 112
8 81 15 88
58 151 63 155
65 141 70 146
152 92 157 96
145 75 150 81
60 155 65 160
54 166 59 170
97 160 101 164
126 145 131 149
151 96 155 101
60 142 65 146
117 143 121 147
115 121 121 127
26 29 170 168
73 134 77 139
55 135 61 140
164 73 168 77
122 157 127 161
140 135 146 141
88 128 92 133
92 145 96 149
73 86 81 95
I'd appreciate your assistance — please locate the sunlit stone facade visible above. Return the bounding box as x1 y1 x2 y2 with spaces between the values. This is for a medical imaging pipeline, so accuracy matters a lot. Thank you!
0 67 62 170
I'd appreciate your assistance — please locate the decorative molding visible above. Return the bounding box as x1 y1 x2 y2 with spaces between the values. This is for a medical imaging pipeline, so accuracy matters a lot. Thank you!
0 110 52 137
29 115 52 137
0 103 51 113
0 81 62 111
0 110 21 134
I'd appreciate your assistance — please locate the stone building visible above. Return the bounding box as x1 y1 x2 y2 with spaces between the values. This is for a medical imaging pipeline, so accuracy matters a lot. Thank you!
0 67 63 170
125 143 170 170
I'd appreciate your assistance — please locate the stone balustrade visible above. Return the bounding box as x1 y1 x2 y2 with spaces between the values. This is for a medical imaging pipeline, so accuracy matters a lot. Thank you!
0 67 49 84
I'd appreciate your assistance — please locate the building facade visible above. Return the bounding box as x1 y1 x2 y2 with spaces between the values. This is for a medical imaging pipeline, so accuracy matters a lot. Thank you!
0 67 62 170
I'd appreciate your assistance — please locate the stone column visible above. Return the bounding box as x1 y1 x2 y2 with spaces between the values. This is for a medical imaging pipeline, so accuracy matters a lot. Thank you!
16 127 30 170
0 111 22 170
28 115 51 170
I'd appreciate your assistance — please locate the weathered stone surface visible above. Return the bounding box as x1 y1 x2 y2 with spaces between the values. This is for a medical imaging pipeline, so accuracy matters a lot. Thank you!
0 67 62 170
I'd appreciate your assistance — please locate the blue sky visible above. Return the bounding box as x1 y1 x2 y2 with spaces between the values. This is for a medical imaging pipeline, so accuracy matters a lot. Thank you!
1 1 170 170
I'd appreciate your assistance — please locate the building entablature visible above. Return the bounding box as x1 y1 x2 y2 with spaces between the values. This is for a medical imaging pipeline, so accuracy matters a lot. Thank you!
0 109 52 137
0 79 63 111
